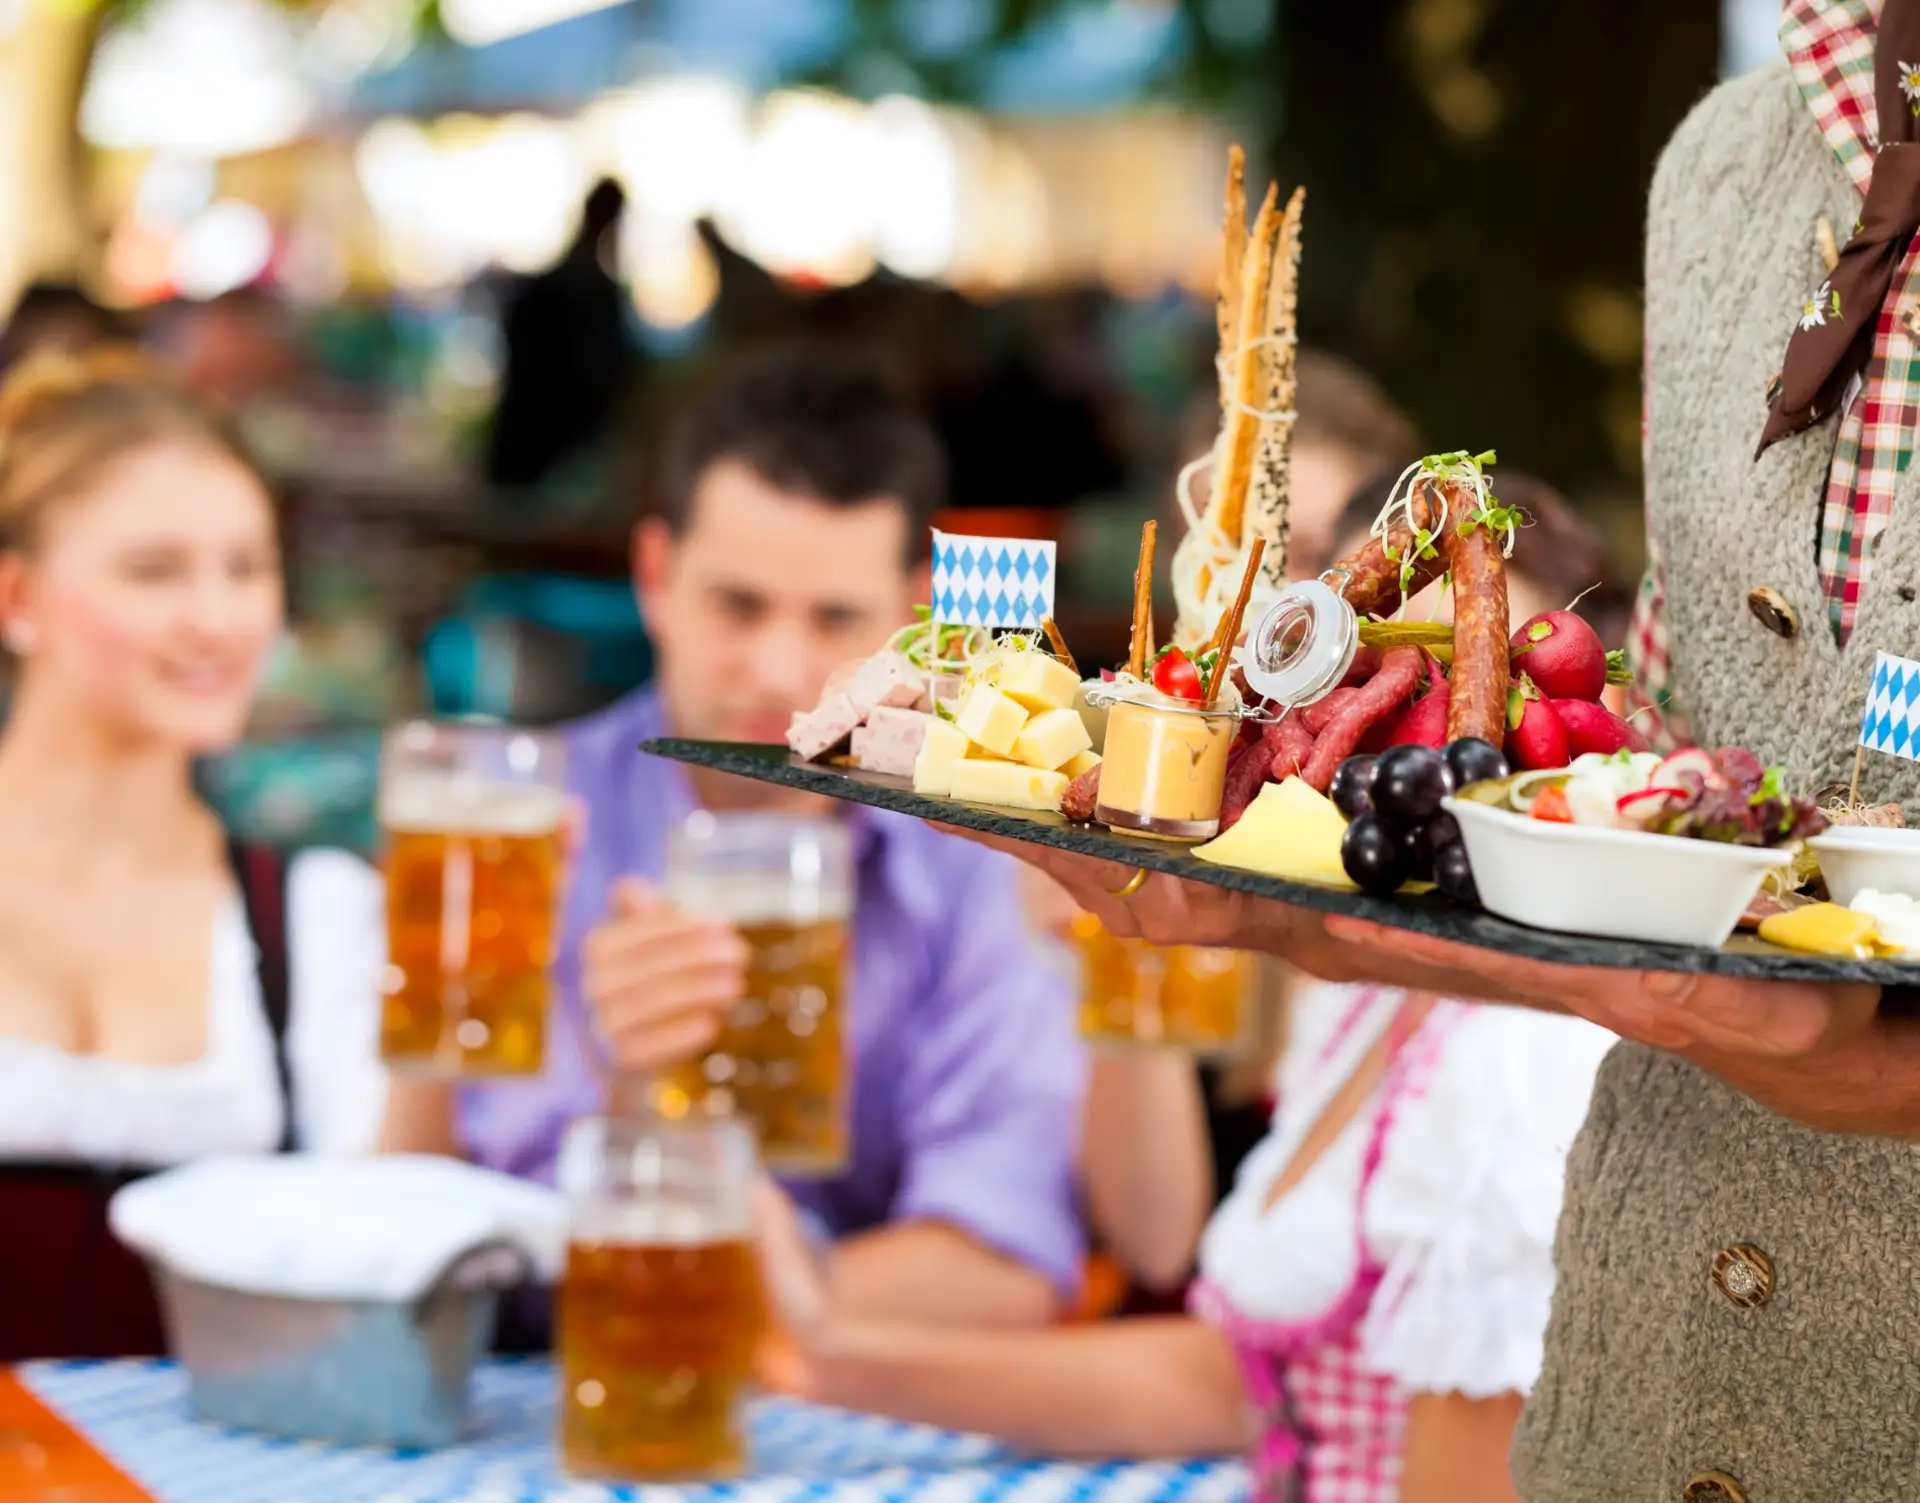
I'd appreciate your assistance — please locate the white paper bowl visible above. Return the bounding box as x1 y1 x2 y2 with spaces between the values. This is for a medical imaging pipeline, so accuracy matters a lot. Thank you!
1444 797 1795 948
1808 827 1920 907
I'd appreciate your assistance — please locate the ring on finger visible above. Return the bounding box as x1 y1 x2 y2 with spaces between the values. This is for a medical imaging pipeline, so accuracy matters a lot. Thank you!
1106 867 1149 900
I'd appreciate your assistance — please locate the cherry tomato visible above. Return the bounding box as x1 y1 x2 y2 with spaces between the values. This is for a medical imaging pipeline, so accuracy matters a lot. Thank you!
1529 784 1575 824
1152 646 1205 702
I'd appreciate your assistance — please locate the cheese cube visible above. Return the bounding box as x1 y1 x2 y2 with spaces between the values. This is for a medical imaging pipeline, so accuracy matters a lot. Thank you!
946 759 1070 813
994 653 1082 713
1013 707 1094 771
954 683 1027 757
1062 749 1102 780
912 718 972 797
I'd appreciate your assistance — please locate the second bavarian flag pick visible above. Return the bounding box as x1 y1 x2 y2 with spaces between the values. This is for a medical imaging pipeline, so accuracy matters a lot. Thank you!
1859 650 1920 762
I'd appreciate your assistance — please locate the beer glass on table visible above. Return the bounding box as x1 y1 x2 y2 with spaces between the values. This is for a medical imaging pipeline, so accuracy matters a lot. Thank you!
378 720 567 1077
658 813 853 1176
1072 912 1254 1055
557 1114 764 1481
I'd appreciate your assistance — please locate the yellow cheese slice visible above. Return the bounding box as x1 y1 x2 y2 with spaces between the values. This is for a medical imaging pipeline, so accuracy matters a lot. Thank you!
912 719 972 798
1014 707 1094 772
946 760 1070 813
954 683 1027 757
1758 902 1887 959
1061 749 1103 779
1192 777 1357 890
992 653 1082 713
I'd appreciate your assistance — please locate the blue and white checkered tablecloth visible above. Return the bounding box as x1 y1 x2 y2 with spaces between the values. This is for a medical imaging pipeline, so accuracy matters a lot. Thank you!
22 1361 1249 1503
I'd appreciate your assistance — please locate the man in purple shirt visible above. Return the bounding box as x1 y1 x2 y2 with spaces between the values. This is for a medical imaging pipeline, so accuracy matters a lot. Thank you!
459 346 1086 1329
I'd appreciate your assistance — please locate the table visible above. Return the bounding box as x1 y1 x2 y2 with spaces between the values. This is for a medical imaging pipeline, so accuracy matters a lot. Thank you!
14 1362 1251 1503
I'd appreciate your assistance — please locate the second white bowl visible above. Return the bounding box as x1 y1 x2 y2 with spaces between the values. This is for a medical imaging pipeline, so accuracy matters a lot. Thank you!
1808 827 1920 907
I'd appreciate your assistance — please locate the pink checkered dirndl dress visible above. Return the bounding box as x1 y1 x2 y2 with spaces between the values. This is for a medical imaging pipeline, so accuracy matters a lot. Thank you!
1188 993 1459 1503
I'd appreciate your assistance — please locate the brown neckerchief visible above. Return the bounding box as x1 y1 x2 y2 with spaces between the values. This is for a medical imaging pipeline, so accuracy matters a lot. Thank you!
1759 2 1920 454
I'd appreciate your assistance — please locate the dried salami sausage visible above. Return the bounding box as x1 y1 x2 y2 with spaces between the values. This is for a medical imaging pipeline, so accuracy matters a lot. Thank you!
1299 647 1424 791
1326 478 1447 618
1060 763 1102 823
1262 713 1317 782
1220 739 1278 829
1441 511 1512 748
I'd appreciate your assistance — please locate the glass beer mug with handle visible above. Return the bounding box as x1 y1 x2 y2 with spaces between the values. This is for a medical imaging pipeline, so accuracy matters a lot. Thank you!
557 1113 765 1481
659 813 854 1176
1072 912 1255 1056
378 720 568 1077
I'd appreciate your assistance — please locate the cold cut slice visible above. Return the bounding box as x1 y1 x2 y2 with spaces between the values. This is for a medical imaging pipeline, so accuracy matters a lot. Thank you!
851 705 935 778
786 691 862 761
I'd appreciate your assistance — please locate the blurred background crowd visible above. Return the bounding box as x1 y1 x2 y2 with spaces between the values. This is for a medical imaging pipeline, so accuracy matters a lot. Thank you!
0 0 1775 857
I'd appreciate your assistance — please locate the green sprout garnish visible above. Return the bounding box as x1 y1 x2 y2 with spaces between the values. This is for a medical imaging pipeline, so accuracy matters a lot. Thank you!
1197 647 1221 697
1371 448 1510 596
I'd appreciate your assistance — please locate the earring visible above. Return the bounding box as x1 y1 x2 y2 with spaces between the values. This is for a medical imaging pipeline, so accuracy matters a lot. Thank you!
3 621 34 654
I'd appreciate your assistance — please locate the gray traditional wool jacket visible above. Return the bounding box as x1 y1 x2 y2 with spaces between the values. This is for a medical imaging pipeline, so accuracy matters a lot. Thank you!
1510 60 1920 1503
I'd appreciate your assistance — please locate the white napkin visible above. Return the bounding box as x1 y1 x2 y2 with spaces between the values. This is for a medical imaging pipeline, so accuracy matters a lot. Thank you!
110 1154 568 1303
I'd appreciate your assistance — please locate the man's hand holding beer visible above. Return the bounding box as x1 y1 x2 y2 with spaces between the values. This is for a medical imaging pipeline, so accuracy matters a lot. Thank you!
581 877 750 1074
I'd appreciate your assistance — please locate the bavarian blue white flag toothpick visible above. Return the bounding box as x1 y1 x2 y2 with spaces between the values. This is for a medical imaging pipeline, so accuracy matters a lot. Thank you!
1859 650 1920 762
930 531 1056 630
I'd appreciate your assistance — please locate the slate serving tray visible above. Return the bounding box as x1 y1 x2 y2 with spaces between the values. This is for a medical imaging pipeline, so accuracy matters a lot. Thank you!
642 737 1920 985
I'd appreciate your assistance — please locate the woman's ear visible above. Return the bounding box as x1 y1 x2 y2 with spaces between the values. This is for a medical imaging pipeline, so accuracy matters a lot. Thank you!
0 552 36 654
909 557 932 610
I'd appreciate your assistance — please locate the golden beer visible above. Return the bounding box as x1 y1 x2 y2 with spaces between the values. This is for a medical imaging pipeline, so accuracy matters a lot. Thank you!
1073 911 1253 1054
557 1115 762 1483
558 1232 764 1480
378 722 567 1077
656 916 849 1172
661 815 854 1176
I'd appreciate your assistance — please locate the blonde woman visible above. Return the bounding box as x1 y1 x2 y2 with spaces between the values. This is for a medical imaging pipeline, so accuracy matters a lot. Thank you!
0 350 438 1360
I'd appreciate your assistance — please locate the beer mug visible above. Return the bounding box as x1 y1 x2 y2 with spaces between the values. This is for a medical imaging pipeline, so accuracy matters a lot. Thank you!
659 813 853 1176
377 720 567 1077
1072 911 1254 1055
557 1114 764 1481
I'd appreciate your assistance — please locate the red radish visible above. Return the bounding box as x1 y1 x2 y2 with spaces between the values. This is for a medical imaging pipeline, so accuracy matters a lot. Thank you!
1506 693 1571 770
1654 748 1720 789
1357 716 1396 755
1550 698 1650 756
1616 786 1687 823
1384 683 1451 748
1510 611 1608 701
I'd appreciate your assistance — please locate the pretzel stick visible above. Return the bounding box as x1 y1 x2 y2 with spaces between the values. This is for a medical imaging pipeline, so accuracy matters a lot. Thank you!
1210 184 1282 549
1204 538 1266 706
1247 187 1304 591
1215 145 1247 396
1127 519 1158 680
1039 615 1078 677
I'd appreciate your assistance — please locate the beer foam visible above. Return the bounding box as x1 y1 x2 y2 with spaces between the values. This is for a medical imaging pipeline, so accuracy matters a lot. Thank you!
664 871 852 925
380 774 568 837
571 1198 751 1245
